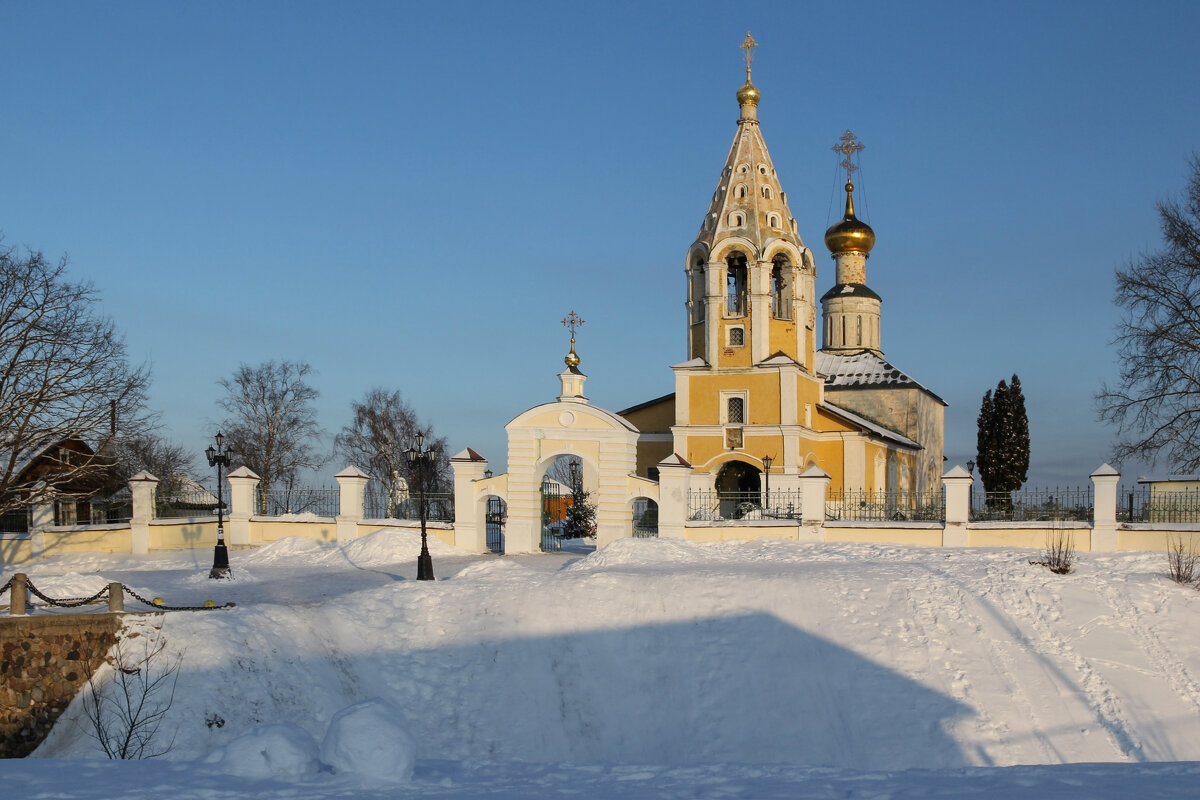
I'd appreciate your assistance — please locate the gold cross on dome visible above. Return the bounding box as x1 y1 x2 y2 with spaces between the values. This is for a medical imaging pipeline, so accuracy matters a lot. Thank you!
833 130 865 181
561 310 585 339
740 32 757 78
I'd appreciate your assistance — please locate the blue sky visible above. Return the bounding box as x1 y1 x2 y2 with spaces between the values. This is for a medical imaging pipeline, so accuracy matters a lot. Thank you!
2 1 1197 487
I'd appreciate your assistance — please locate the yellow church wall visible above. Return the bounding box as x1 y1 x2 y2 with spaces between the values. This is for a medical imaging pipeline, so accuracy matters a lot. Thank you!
1115 527 1200 552
967 525 1092 551
823 524 943 547
689 323 705 362
684 523 798 543
688 373 782 424
636 441 674 476
149 521 216 550
0 536 33 564
41 526 133 557
768 321 798 359
620 396 675 433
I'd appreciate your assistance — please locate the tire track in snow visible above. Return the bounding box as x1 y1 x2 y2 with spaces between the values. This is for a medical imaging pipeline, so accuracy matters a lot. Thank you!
1094 579 1200 717
987 557 1147 762
899 563 1053 765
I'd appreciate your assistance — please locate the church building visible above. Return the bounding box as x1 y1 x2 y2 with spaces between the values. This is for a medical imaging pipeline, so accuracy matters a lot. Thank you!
620 35 944 503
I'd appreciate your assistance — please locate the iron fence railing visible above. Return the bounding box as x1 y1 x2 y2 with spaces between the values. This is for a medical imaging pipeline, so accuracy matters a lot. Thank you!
86 497 133 524
1118 485 1200 523
364 483 454 521
970 487 1093 522
255 486 341 517
688 489 804 521
0 507 28 533
826 489 945 522
155 487 222 519
633 498 659 538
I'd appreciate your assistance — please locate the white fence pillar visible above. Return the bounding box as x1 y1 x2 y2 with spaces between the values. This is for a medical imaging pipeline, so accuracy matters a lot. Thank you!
798 465 830 542
1091 463 1121 552
128 470 159 555
656 454 693 539
450 449 489 553
29 487 54 560
226 466 260 547
334 466 370 545
942 465 973 547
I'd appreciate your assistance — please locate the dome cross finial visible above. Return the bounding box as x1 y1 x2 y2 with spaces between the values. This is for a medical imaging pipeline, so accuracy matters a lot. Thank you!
740 31 758 82
833 130 865 184
561 310 585 368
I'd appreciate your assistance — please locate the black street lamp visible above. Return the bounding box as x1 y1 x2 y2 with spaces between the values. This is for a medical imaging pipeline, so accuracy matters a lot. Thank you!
405 432 436 581
205 432 233 579
761 454 774 513
568 459 580 494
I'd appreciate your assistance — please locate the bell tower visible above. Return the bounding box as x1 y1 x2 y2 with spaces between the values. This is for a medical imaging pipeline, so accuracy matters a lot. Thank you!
684 32 817 371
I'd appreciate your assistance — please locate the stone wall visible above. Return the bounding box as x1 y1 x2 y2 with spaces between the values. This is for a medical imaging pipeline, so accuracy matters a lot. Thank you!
0 614 124 757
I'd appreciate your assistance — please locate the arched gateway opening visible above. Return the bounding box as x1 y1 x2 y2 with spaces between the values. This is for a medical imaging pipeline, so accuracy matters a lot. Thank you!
715 460 763 519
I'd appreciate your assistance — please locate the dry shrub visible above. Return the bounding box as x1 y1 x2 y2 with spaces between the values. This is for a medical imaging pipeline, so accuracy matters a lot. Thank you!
1030 528 1075 574
1166 534 1199 585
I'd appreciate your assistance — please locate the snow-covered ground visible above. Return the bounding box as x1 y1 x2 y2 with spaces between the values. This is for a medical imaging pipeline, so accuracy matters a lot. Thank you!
4 532 1200 797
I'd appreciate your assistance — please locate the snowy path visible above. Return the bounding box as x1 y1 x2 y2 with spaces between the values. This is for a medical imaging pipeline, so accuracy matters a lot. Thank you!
5 534 1200 797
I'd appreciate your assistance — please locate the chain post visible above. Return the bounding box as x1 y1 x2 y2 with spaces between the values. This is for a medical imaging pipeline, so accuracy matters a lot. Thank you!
11 573 27 615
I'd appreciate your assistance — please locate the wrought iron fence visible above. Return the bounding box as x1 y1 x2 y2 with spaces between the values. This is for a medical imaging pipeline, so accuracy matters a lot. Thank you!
86 497 133 524
687 489 804 521
156 486 222 519
0 507 28 533
970 487 1092 522
364 482 454 521
1117 485 1200 523
633 498 659 538
255 486 341 517
826 489 945 522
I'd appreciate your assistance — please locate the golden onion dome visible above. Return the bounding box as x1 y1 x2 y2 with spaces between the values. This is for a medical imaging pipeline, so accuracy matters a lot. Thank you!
736 80 760 107
824 182 875 254
564 337 581 368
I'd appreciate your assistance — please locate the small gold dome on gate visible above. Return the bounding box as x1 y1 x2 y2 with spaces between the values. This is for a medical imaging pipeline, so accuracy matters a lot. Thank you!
736 81 760 107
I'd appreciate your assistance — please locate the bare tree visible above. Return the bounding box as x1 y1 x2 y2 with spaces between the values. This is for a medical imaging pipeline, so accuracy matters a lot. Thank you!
216 360 324 513
0 244 150 513
1098 156 1200 471
111 432 196 500
82 628 183 760
333 388 449 504
544 454 582 490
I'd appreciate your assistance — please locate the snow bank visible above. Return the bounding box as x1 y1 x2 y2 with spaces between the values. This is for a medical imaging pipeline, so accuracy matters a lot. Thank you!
202 724 321 779
320 698 415 784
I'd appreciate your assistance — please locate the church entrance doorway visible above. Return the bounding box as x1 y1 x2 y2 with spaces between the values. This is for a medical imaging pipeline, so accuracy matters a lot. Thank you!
715 460 762 519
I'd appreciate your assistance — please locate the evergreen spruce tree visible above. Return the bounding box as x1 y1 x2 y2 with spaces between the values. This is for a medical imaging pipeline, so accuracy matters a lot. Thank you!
561 487 597 539
976 375 1031 504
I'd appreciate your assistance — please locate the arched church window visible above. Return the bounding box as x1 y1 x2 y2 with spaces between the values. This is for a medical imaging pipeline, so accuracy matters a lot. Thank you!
762 186 772 199
737 184 748 198
767 213 780 228
726 253 747 317
690 260 706 323
771 256 793 320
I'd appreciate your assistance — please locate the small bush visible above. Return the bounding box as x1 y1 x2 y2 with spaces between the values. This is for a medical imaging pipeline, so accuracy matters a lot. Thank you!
1031 528 1074 574
1166 534 1198 585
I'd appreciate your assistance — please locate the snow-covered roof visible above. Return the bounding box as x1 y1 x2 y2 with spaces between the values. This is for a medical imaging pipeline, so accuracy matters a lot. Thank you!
821 402 921 450
816 351 946 405
1136 475 1200 484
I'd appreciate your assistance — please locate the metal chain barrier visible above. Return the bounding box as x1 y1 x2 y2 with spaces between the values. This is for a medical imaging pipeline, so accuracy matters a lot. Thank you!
121 584 235 612
2 574 235 612
24 578 109 608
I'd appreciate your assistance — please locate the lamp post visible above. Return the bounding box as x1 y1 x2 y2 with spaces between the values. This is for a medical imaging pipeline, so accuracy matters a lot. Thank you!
405 432 436 581
568 459 580 494
205 432 233 579
761 454 774 514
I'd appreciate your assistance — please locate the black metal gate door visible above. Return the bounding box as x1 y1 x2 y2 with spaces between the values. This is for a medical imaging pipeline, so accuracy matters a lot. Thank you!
540 480 563 552
485 496 505 554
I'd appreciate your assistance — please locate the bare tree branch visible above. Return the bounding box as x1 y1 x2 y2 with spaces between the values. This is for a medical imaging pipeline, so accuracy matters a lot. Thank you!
1098 156 1200 472
0 244 150 512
